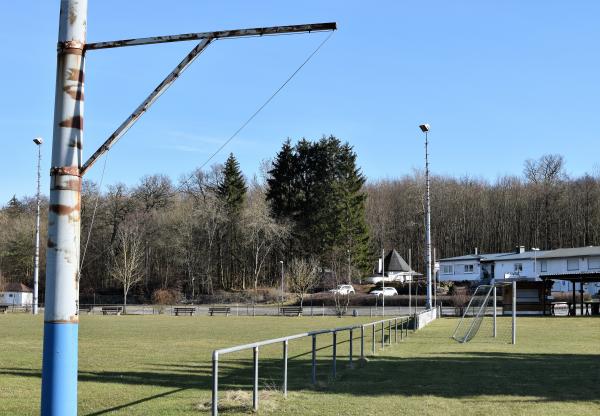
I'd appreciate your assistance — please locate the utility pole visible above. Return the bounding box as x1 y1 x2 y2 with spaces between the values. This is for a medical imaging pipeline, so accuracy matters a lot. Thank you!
419 124 432 310
280 260 284 308
33 137 43 315
42 3 335 414
408 248 412 315
382 248 385 317
42 1 86 414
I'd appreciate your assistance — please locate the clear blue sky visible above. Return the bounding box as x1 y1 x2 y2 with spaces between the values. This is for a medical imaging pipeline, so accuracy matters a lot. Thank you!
1 0 599 202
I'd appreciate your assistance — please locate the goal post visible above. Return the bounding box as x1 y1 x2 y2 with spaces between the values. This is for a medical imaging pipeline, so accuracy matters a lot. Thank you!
452 281 517 344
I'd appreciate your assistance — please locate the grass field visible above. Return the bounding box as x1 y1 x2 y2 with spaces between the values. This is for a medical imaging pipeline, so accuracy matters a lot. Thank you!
0 314 598 416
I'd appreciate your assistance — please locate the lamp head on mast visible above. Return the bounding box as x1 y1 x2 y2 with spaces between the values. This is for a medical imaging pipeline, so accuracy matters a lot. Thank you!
33 137 43 145
419 124 430 133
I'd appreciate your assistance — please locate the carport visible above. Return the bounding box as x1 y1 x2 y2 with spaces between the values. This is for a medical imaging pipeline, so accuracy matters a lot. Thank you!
541 273 600 316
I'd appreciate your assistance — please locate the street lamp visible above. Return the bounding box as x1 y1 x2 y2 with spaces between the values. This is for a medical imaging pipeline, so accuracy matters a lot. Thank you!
419 124 433 310
279 260 284 307
32 137 43 315
532 248 540 278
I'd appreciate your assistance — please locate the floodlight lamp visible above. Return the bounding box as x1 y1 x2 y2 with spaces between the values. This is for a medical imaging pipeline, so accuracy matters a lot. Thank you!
419 124 430 133
33 137 43 145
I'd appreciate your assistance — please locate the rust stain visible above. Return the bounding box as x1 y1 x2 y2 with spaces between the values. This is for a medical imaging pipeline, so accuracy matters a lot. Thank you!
67 68 84 82
59 116 83 130
63 85 84 101
50 166 81 177
50 203 80 216
47 317 79 324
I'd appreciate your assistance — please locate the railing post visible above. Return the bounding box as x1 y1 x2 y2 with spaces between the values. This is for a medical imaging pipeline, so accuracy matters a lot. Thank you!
253 346 259 411
349 329 354 368
512 280 517 345
388 320 392 345
493 285 497 338
371 324 375 355
312 334 317 385
212 352 219 416
360 325 365 360
332 331 337 379
283 340 288 397
394 318 398 343
381 321 385 349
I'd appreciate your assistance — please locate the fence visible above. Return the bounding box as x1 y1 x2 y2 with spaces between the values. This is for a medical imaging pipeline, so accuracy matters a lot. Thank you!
76 303 441 317
211 316 412 416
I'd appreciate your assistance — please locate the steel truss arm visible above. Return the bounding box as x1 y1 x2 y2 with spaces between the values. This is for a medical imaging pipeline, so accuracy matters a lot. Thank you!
80 22 336 175
80 38 212 175
85 22 337 50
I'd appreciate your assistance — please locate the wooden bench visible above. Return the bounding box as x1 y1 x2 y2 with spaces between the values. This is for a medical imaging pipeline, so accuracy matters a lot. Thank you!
208 306 231 316
0 305 8 314
280 306 303 316
101 306 123 315
174 307 196 316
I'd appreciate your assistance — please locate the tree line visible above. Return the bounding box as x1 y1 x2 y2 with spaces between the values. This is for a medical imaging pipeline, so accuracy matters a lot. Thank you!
1 145 598 303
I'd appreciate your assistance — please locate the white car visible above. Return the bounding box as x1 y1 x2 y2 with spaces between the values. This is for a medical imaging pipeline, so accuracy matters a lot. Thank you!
370 287 398 297
329 285 355 295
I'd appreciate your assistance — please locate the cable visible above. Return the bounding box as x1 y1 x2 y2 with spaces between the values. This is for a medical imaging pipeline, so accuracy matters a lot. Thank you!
179 30 334 188
78 152 109 280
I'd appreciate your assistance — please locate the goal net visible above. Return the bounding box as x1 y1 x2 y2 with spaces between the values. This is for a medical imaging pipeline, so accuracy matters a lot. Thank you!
452 283 515 344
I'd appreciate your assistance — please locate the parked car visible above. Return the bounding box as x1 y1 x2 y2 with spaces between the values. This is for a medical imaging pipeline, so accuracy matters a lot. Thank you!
370 287 398 297
329 285 356 295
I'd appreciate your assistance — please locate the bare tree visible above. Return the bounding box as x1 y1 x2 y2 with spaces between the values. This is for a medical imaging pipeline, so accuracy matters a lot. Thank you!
109 221 144 313
243 183 290 291
287 257 319 307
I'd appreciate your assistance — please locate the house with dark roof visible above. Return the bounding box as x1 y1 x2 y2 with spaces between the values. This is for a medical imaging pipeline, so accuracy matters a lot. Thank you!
365 249 419 283
0 282 33 307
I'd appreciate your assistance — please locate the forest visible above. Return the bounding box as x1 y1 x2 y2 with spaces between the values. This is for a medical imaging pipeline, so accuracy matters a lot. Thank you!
1 135 599 304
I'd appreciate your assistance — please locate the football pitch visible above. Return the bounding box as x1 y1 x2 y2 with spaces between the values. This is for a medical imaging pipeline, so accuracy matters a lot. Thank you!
0 315 598 415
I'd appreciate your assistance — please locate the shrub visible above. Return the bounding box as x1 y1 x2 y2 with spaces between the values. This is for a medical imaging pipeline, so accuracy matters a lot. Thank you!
152 289 180 305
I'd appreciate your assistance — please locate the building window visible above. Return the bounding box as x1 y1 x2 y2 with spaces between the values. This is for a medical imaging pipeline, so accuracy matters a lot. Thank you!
567 258 579 271
442 265 453 274
464 264 474 273
8 293 13 298
589 257 600 270
514 263 523 273
540 260 547 272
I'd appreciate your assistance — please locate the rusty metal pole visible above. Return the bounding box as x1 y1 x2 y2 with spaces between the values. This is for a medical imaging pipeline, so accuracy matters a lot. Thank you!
33 138 43 315
41 1 86 414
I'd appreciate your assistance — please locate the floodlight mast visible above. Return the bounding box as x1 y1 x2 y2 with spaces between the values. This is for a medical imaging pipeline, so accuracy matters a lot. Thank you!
42 1 336 414
419 124 433 310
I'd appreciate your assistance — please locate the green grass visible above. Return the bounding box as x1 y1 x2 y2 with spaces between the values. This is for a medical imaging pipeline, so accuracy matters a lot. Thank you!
0 315 598 415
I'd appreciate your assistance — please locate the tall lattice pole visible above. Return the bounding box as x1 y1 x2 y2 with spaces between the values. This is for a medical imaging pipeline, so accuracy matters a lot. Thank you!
382 248 385 316
33 138 43 315
420 124 432 310
41 1 86 414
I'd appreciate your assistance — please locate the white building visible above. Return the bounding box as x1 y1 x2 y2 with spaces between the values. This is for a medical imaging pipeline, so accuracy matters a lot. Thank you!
439 246 600 296
0 282 33 307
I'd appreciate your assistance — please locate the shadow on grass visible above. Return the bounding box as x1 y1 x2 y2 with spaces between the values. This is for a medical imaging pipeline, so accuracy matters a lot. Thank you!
2 348 598 413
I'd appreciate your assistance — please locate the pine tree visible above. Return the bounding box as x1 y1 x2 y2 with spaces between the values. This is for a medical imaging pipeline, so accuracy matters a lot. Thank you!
217 153 247 215
266 136 371 273
266 139 297 219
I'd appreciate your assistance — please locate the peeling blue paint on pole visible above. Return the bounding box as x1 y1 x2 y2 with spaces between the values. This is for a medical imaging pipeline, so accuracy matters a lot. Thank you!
41 1 87 415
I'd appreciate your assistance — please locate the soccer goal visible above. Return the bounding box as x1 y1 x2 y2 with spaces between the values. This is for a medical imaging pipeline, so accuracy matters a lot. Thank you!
452 280 517 344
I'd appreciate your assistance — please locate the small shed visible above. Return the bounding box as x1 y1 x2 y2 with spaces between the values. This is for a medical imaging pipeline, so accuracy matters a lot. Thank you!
0 282 33 307
502 280 552 315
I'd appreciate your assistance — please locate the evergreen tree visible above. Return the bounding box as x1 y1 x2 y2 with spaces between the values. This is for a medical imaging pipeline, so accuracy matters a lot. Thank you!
266 139 297 219
266 136 371 274
217 153 247 215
